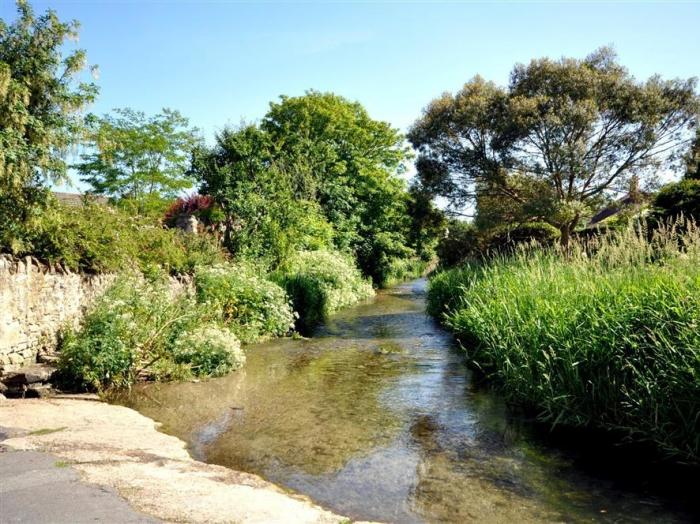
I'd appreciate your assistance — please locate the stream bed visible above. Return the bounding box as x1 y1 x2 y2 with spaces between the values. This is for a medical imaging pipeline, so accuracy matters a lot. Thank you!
119 279 696 523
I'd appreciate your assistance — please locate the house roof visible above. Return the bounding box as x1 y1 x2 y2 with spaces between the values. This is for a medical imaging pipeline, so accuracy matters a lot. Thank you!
587 192 650 228
52 192 108 207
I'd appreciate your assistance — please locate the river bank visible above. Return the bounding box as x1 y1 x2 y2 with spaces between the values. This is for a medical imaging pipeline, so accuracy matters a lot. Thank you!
0 397 347 523
120 279 697 523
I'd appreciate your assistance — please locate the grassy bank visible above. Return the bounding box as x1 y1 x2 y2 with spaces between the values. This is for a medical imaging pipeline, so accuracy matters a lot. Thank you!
428 221 700 463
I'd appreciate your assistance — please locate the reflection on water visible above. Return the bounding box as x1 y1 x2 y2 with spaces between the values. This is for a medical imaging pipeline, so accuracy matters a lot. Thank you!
119 280 695 523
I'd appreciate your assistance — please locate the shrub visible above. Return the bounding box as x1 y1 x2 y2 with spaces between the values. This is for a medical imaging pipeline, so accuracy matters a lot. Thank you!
428 221 700 462
194 263 295 343
172 325 244 376
4 199 226 273
356 232 416 288
650 179 700 224
436 220 483 268
484 222 561 254
57 274 242 390
273 250 374 332
381 256 428 287
164 194 224 228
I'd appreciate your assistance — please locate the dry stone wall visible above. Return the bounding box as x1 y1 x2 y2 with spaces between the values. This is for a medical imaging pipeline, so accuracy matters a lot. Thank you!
0 256 114 373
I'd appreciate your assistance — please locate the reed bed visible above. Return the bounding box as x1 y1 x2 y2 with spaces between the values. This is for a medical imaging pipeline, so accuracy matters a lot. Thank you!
428 220 700 462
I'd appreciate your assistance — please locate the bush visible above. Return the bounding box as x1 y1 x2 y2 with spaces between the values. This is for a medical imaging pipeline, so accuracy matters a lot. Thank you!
194 263 295 343
164 194 224 228
4 199 226 273
172 325 244 376
381 256 428 287
436 220 483 268
356 231 416 288
650 179 700 224
428 221 700 462
273 250 374 332
484 222 561 254
57 274 243 390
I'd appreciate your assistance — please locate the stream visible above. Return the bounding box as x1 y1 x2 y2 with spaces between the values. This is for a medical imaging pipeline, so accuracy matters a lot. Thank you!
120 279 696 523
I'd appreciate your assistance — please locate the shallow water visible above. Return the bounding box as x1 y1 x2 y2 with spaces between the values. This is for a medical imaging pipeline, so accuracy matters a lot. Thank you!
120 280 695 523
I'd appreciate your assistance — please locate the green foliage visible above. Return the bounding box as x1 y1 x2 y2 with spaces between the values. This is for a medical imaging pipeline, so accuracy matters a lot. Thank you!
5 198 225 273
192 92 429 284
194 263 295 343
435 220 559 268
485 222 561 254
428 221 700 462
355 230 416 288
273 250 374 332
75 108 201 214
651 179 700 224
0 0 98 247
172 325 244 376
406 186 445 261
191 124 334 265
410 48 699 244
436 220 484 268
58 274 244 391
684 128 700 180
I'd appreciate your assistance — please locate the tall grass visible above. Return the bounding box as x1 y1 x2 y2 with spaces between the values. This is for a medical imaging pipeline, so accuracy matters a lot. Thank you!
428 220 700 462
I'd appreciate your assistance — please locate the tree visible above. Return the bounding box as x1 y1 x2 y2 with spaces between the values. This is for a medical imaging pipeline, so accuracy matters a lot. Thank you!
76 108 201 214
406 186 445 260
409 48 699 244
0 0 98 245
262 91 415 283
191 124 334 263
684 128 700 180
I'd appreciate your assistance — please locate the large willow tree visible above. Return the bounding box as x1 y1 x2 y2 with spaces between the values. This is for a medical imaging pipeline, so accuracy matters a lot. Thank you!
409 48 699 244
0 0 98 246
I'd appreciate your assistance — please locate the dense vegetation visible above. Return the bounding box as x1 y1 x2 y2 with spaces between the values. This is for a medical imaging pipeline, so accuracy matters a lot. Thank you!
194 264 295 343
4 0 700 472
272 250 374 332
8 197 226 273
428 221 700 462
411 47 698 251
0 0 98 250
58 263 297 390
58 273 246 390
0 2 442 389
191 92 441 285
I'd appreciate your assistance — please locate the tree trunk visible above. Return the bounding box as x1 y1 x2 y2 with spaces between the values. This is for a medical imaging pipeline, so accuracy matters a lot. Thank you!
559 224 571 247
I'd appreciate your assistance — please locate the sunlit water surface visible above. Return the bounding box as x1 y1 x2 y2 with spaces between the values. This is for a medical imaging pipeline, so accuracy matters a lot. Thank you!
118 280 695 523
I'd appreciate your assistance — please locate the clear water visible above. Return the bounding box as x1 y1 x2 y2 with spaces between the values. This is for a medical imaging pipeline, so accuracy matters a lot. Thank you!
120 280 696 523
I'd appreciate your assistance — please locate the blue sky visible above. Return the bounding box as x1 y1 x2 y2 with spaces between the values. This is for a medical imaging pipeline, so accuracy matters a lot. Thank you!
2 0 699 189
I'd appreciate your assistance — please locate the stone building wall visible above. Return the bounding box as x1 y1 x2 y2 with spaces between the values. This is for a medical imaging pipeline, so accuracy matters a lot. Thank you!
0 256 115 373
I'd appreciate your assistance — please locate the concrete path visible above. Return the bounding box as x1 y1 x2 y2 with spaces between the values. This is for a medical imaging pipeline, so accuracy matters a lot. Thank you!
0 399 345 523
0 449 158 523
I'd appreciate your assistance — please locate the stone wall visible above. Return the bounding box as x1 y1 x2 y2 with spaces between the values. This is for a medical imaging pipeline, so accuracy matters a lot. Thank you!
0 256 114 373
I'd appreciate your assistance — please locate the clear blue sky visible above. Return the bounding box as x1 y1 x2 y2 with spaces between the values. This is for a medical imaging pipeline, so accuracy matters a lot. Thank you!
2 0 699 187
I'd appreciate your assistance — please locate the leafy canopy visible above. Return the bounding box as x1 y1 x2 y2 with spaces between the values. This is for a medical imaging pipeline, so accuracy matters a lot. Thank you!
192 91 433 284
409 48 699 243
76 107 201 213
0 0 98 245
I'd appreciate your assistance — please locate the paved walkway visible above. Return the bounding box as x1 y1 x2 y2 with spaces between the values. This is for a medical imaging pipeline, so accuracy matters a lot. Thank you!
0 399 344 523
0 448 158 523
